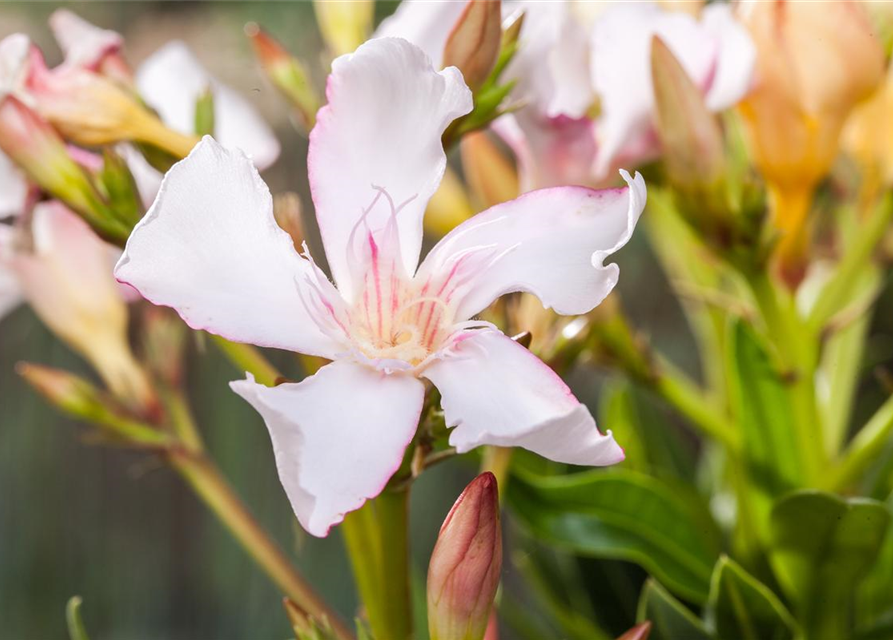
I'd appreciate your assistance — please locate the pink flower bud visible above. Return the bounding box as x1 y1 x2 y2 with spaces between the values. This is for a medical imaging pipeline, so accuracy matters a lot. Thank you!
442 0 502 92
427 472 502 640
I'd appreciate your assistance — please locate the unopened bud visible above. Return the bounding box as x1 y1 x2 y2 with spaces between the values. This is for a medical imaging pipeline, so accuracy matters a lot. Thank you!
427 472 502 640
443 0 502 92
98 148 143 229
10 202 154 411
460 131 518 209
0 95 129 243
26 50 198 159
17 362 106 419
617 622 652 640
313 0 375 57
273 192 305 250
245 23 320 131
651 37 725 190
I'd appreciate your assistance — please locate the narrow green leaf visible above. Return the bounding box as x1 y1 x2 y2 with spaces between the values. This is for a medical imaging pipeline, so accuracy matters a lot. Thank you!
704 556 796 640
508 470 721 604
66 597 90 640
770 490 891 640
636 579 711 640
727 319 803 533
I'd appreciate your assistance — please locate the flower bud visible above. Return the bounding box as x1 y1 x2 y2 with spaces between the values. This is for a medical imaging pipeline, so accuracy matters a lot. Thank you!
313 0 375 57
650 36 734 244
245 23 320 131
651 36 725 190
617 622 652 640
443 0 502 92
427 472 502 640
0 95 129 243
738 0 884 281
17 362 108 421
6 202 154 411
460 131 518 209
26 48 198 159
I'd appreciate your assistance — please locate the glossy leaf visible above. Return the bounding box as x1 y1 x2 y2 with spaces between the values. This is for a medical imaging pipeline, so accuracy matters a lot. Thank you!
770 491 891 639
508 470 721 604
704 556 796 640
636 579 711 640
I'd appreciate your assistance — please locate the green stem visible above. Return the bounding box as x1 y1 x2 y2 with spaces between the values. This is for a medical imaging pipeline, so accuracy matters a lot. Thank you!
653 361 740 453
481 446 514 499
745 269 824 483
162 386 204 452
210 335 282 387
170 450 354 640
808 195 893 333
826 392 893 491
342 487 413 640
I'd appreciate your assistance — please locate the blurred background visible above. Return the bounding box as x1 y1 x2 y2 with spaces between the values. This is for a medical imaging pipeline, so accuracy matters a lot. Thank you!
2 2 890 639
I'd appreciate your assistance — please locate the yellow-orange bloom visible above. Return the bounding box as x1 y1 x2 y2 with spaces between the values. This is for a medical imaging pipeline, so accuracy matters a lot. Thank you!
738 0 884 280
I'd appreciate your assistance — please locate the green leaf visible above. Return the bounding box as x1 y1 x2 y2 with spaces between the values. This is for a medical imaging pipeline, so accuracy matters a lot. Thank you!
727 319 803 534
704 556 796 640
769 490 891 640
508 469 721 604
66 597 90 640
857 495 893 627
600 380 695 482
636 579 711 640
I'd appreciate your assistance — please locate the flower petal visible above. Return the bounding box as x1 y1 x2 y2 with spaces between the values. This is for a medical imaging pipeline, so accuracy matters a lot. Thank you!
0 33 31 99
231 362 425 537
0 151 28 218
492 111 598 192
418 171 646 321
700 3 756 111
49 9 123 71
374 0 468 69
115 137 344 358
590 3 716 177
136 41 280 170
424 330 623 465
308 37 472 299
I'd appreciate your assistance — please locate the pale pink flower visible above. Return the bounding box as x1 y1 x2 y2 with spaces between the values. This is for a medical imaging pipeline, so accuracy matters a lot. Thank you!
0 202 151 404
378 0 755 191
115 38 645 537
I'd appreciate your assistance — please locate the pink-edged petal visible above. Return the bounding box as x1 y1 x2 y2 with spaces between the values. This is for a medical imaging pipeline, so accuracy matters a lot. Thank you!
49 9 123 71
0 224 22 319
492 111 597 192
0 34 31 99
231 362 425 537
136 41 280 170
7 201 125 345
308 37 472 299
424 330 623 465
700 3 756 111
418 171 646 321
590 3 716 177
115 136 344 358
0 151 28 218
374 0 469 69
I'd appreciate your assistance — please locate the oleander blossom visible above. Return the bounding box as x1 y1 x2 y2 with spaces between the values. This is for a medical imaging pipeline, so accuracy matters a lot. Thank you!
378 0 755 191
115 38 646 537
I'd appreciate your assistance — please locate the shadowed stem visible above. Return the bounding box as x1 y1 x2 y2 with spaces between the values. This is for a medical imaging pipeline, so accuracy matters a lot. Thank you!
170 450 354 639
342 486 413 640
162 385 353 639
